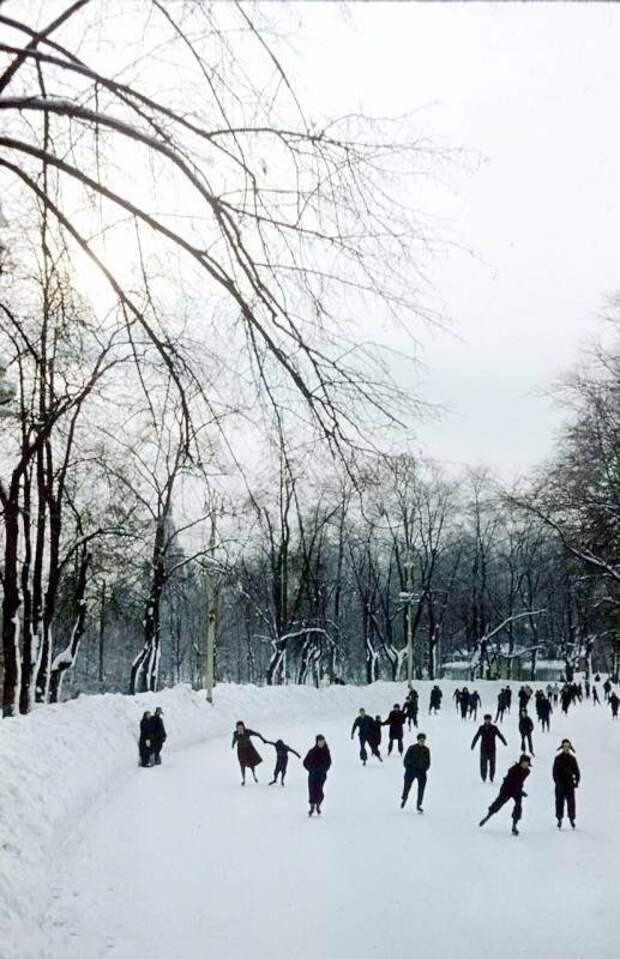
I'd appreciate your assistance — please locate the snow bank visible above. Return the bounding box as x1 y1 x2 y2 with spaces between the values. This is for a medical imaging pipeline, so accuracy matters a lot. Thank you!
1 678 436 958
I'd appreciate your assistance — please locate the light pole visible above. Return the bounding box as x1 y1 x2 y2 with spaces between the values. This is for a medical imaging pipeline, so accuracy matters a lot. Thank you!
399 559 415 688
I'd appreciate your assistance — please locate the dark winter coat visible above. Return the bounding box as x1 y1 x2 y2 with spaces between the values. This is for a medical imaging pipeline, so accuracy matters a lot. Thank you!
151 715 167 745
351 714 376 739
471 723 507 754
383 709 407 734
139 715 154 743
552 753 580 789
368 718 382 746
538 699 552 719
518 715 534 736
499 763 530 798
403 743 431 773
303 745 332 780
232 728 263 768
266 739 300 761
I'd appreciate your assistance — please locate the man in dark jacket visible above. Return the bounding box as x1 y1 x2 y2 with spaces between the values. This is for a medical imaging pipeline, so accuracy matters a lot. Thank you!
538 696 552 732
471 714 507 783
351 708 382 764
304 735 332 816
479 754 532 835
400 733 431 812
518 709 534 755
382 704 407 755
429 685 443 714
610 691 619 718
495 688 507 724
459 687 470 720
151 707 167 765
553 739 580 829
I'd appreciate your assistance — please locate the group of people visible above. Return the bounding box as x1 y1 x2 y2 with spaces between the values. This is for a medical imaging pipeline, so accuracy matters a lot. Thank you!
452 687 482 720
138 707 167 767
231 721 330 815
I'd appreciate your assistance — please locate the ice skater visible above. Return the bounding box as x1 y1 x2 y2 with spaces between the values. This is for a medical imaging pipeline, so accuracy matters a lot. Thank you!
538 696 552 732
400 733 431 813
382 703 407 755
468 690 482 720
478 754 532 836
429 685 443 714
304 734 332 816
351 708 382 764
232 721 265 785
518 708 534 755
405 689 419 728
264 738 301 784
610 691 619 718
553 739 580 829
471 714 507 783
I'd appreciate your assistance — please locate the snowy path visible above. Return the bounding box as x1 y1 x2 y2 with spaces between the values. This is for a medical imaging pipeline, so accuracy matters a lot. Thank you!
42 702 619 959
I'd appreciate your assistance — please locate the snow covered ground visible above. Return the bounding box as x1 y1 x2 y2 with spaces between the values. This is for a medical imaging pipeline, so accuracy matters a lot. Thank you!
1 681 619 959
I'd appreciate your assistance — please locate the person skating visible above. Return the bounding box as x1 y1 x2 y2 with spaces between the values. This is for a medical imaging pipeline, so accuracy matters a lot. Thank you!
304 734 332 816
264 738 301 785
369 715 384 758
138 710 155 767
459 687 470 720
232 721 265 785
400 733 431 812
538 696 552 732
553 739 580 829
351 708 382 764
468 690 482 721
405 689 419 729
382 703 407 755
471 714 507 783
150 706 167 765
603 677 612 701
592 684 601 705
453 688 461 712
495 688 507 724
478 754 532 835
519 709 535 755
610 691 619 719
429 685 443 714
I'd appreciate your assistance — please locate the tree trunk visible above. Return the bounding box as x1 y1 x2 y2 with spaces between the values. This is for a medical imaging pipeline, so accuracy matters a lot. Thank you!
49 551 92 703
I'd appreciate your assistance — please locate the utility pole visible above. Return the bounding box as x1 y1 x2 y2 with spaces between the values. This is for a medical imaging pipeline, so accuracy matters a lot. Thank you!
204 504 220 704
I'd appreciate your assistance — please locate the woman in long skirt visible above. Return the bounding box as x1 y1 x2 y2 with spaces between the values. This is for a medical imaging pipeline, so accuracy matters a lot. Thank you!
303 734 332 816
232 721 265 785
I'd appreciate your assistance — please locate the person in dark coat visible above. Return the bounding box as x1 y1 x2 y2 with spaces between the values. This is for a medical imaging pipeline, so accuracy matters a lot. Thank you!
553 739 580 829
453 688 462 712
351 708 382 764
232 721 265 785
303 735 332 815
405 689 419 729
592 684 601 705
370 715 383 753
138 710 155 767
459 687 470 720
468 690 482 720
479 754 532 835
382 704 407 755
429 685 443 714
538 696 552 732
264 738 300 785
603 678 612 701
519 709 534 755
150 707 167 765
495 688 507 724
400 733 431 812
610 691 619 718
471 714 507 783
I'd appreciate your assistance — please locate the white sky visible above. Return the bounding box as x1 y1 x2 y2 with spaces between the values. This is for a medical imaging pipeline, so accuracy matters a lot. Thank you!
287 2 620 481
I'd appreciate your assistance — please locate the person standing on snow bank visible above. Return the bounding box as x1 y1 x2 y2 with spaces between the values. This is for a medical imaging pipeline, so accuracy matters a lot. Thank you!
351 708 382 764
382 704 407 755
138 710 155 767
151 707 167 765
232 721 265 785
553 739 580 829
478 754 532 836
471 714 507 783
610 691 619 719
304 735 332 816
400 733 431 813
264 739 300 785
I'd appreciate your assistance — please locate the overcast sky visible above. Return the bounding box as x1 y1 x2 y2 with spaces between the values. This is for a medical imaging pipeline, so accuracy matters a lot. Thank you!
284 2 620 481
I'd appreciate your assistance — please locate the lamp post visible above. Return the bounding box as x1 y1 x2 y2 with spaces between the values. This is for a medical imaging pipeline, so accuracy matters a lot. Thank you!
399 559 415 688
